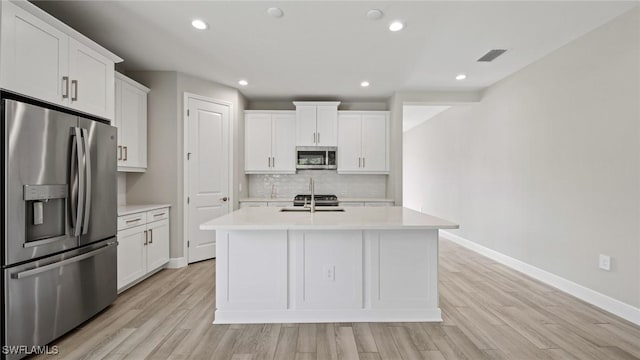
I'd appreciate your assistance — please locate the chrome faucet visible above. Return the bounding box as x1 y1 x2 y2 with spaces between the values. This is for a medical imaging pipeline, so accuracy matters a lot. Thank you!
309 177 316 213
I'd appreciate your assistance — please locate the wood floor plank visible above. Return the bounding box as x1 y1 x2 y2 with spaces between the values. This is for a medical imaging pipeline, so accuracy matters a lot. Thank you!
254 324 283 360
369 323 402 360
274 326 300 360
335 326 360 360
388 326 422 360
317 323 338 360
352 323 378 353
298 323 318 353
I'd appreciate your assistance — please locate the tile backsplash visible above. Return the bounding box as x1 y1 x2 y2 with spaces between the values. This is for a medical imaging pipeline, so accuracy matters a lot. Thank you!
249 170 387 199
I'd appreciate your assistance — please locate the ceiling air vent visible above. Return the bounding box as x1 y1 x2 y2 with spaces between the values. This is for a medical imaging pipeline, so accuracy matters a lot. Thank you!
477 49 507 62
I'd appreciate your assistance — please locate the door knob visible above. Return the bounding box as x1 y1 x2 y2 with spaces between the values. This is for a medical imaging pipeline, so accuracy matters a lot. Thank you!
221 197 228 202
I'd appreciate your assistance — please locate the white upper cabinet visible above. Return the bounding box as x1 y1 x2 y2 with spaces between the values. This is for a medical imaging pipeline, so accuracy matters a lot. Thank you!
245 111 296 174
294 102 340 146
68 39 115 119
115 72 149 172
0 2 69 106
0 1 121 120
338 111 390 174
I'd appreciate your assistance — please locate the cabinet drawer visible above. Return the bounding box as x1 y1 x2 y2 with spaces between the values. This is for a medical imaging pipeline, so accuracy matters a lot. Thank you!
147 208 169 223
117 212 147 230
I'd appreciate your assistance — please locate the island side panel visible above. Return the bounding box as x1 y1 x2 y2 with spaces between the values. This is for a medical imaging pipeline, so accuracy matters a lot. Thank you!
367 230 439 312
215 230 288 317
290 230 364 310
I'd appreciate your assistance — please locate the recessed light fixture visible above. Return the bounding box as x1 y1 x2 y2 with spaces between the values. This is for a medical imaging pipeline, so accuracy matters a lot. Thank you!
191 19 208 30
455 74 467 80
267 7 284 18
360 81 370 87
238 79 248 86
389 21 404 32
366 9 383 20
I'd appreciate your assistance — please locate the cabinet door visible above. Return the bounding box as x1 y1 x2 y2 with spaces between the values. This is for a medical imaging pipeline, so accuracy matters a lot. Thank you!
146 219 170 271
271 113 296 173
316 105 338 146
245 113 273 172
296 105 317 146
0 2 69 106
68 38 114 120
119 80 147 169
361 113 388 172
337 114 362 172
117 225 147 290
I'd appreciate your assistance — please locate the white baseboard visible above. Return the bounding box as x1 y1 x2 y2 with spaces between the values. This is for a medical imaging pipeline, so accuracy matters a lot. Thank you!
440 230 640 326
214 308 442 324
166 257 188 269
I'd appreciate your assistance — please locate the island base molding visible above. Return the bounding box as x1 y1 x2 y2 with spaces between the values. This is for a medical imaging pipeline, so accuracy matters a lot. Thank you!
214 309 442 324
214 229 441 324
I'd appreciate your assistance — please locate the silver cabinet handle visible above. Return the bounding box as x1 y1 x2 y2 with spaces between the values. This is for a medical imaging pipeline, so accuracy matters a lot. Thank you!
268 157 271 168
272 157 275 168
126 218 142 224
317 132 320 144
144 230 148 245
149 229 153 244
81 128 91 235
153 213 166 217
71 80 78 101
123 146 128 161
313 132 316 144
62 76 69 99
118 145 123 160
12 242 116 279
363 157 365 168
359 157 361 168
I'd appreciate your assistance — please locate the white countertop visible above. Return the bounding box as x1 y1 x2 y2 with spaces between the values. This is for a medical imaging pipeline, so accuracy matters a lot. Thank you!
239 197 395 203
200 206 458 231
118 204 171 216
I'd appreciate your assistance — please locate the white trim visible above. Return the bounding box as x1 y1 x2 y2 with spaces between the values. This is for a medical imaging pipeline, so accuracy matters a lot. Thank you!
213 308 442 324
440 231 640 326
183 92 234 265
167 257 188 269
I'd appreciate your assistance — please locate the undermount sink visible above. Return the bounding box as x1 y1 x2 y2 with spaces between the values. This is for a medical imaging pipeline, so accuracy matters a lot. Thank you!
280 206 345 212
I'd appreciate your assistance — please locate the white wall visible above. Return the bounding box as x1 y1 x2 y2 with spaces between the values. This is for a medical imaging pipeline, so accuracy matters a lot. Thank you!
125 71 246 259
404 8 640 308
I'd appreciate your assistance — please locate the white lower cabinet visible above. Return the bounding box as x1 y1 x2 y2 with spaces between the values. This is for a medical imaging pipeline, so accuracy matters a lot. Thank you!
117 207 170 292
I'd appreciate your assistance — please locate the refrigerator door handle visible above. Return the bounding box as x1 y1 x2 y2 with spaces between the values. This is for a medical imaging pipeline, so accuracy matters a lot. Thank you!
81 128 91 234
11 242 117 279
70 127 85 236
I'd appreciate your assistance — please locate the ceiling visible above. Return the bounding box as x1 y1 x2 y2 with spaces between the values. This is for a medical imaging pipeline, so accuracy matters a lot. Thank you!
403 105 451 132
34 1 637 100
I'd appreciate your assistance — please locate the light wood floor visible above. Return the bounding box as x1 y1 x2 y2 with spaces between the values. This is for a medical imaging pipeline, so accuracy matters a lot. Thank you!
34 239 640 360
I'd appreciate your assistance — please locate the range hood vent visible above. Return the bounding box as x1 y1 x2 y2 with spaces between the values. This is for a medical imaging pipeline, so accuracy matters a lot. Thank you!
477 49 507 62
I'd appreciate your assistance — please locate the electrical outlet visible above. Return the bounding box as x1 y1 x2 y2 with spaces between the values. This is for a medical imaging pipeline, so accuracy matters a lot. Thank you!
598 254 611 271
323 265 335 281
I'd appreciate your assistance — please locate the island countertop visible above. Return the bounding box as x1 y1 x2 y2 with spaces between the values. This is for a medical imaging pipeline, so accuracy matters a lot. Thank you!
200 206 458 231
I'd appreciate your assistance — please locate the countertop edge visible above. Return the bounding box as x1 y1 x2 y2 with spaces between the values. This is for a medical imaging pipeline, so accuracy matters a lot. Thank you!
239 198 395 203
200 225 460 231
118 204 172 216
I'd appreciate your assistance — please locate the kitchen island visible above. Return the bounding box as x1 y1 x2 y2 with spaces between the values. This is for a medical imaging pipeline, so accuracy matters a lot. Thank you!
200 206 458 324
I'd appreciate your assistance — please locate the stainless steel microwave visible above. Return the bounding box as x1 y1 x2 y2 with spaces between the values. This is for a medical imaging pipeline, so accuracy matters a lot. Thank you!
296 146 337 170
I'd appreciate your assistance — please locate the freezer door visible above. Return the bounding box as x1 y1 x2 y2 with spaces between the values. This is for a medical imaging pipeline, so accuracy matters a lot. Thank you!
3 99 79 265
3 239 117 360
78 117 117 246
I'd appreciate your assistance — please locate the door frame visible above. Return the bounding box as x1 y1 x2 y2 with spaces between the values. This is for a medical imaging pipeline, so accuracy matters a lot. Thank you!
182 92 234 264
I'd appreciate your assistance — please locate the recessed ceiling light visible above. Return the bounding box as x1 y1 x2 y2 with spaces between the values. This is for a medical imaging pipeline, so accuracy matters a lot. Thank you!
366 9 383 20
238 79 248 86
389 21 404 32
191 19 208 30
267 7 284 18
360 81 370 87
455 74 467 80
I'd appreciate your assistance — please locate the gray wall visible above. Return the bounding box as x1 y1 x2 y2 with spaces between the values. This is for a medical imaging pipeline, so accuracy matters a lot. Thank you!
403 8 640 308
126 71 246 259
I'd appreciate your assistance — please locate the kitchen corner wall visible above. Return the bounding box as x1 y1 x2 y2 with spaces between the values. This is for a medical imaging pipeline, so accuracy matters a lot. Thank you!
404 8 640 309
124 71 247 260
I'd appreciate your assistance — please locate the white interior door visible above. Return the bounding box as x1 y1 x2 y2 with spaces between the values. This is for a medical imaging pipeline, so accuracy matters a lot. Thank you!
187 96 230 263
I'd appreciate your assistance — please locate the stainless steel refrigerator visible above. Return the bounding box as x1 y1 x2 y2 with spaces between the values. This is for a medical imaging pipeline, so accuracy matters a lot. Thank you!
1 95 117 360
